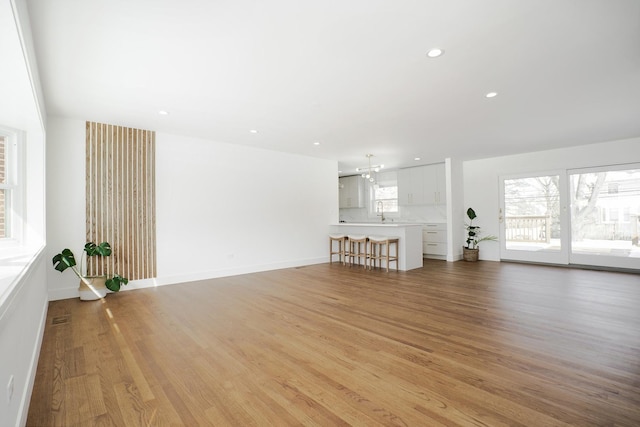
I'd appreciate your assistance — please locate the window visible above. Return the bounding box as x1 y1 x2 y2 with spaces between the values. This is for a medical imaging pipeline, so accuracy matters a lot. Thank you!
0 129 20 242
0 135 9 238
370 171 398 216
570 166 640 259
502 175 561 252
374 185 398 213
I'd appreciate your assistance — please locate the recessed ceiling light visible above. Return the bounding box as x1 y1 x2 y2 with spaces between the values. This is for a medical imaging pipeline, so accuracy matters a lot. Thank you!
158 110 169 115
249 129 258 134
426 48 444 58
485 92 498 98
313 141 320 146
414 157 421 161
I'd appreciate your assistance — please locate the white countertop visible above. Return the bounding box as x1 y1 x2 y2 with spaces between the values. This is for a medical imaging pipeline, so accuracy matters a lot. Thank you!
331 223 423 227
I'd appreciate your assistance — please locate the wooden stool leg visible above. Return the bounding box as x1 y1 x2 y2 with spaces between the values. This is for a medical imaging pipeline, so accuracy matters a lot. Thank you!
372 242 378 270
330 238 337 264
394 240 398 271
349 240 355 266
385 241 390 272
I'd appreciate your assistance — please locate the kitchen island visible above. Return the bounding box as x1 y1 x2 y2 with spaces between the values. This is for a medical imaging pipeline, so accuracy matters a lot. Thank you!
329 223 423 271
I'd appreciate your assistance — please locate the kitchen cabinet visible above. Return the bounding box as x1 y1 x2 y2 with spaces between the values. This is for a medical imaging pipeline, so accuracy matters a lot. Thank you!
398 167 425 205
423 223 447 259
398 163 446 205
425 163 446 205
339 176 365 208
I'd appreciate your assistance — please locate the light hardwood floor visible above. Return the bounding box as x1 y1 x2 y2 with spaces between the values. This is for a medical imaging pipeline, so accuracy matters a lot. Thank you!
27 260 640 426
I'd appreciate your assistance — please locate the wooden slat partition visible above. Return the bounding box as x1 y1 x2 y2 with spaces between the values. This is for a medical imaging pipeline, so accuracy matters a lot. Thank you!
86 121 156 280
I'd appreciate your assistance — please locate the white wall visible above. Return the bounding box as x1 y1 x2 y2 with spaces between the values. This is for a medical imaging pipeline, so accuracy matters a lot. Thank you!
0 253 48 427
45 118 86 299
46 118 338 298
463 138 640 261
446 157 464 261
153 132 337 284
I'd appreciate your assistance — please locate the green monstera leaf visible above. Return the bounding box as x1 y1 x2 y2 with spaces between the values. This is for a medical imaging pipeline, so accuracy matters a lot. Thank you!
106 274 129 292
52 249 77 273
466 207 477 221
84 241 112 257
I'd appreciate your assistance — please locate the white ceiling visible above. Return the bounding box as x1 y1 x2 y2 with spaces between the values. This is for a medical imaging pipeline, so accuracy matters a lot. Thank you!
26 0 640 174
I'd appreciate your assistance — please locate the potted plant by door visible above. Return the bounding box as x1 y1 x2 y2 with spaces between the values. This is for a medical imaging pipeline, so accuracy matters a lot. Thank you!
463 207 497 261
52 242 128 300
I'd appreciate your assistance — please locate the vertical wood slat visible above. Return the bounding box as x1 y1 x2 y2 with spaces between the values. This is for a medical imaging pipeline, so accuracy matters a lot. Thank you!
86 121 156 281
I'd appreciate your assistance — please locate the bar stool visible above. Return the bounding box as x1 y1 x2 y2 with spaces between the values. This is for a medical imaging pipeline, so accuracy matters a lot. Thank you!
329 234 348 264
368 235 399 272
347 234 368 267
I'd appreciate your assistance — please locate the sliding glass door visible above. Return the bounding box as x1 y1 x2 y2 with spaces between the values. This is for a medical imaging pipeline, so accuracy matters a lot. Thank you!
499 173 569 264
500 164 640 269
569 165 640 269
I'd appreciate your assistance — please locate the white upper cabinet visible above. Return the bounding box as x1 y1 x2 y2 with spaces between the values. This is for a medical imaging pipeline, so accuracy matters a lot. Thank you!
426 163 446 205
398 167 426 205
398 163 446 205
339 175 365 208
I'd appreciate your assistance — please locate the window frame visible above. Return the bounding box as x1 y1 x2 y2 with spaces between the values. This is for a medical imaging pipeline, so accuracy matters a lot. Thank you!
0 128 23 247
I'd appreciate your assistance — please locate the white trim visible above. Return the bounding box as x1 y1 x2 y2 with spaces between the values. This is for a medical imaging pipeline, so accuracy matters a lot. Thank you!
48 256 328 301
568 161 640 175
10 0 47 131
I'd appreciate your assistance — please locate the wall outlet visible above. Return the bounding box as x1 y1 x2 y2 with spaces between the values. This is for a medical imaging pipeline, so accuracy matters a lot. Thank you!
7 375 14 404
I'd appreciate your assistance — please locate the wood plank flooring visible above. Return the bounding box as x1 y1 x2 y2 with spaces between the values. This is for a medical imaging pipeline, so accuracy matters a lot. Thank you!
27 260 640 426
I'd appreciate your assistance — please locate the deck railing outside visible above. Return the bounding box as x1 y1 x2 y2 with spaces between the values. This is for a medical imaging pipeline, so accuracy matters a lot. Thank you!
505 215 551 243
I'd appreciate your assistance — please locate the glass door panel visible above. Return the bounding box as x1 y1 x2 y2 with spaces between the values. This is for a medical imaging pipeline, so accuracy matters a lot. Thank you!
500 174 568 264
569 165 640 269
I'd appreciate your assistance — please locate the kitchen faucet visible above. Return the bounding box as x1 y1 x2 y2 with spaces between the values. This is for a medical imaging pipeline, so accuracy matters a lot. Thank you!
376 201 385 222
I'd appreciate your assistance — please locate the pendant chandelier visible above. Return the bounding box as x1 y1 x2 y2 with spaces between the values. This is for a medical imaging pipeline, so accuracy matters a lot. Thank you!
356 154 384 183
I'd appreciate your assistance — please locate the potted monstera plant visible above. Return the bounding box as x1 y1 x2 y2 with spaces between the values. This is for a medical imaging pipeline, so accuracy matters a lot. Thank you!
52 242 128 300
464 208 497 261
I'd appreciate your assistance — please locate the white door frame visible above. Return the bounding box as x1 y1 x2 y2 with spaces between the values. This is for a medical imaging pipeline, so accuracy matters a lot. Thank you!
567 162 640 270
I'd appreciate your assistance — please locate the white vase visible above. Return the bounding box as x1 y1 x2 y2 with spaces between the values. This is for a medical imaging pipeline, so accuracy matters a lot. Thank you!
78 276 108 301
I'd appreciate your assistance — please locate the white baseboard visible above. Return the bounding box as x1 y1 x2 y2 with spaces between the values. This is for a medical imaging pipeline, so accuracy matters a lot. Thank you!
126 256 327 290
48 256 328 300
